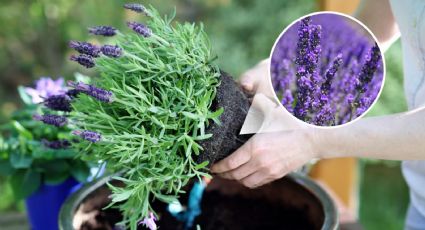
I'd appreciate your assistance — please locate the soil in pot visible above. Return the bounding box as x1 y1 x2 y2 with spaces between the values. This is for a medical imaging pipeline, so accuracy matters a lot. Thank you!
72 177 326 230
197 72 252 165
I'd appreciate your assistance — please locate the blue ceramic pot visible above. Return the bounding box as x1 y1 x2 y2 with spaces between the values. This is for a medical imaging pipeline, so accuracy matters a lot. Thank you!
25 177 82 230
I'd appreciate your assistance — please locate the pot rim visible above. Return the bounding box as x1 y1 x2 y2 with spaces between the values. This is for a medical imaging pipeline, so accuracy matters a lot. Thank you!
59 173 338 230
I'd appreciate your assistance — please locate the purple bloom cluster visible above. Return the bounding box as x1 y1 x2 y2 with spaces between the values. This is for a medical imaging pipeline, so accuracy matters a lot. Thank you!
271 14 383 126
33 114 68 127
124 3 149 15
69 41 100 57
88 26 117 37
101 45 123 58
72 130 102 143
70 54 95 68
127 21 151 37
42 139 71 149
43 94 72 112
68 81 114 103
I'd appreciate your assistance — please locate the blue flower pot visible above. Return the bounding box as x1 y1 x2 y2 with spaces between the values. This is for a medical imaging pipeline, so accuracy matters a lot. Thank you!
25 177 82 230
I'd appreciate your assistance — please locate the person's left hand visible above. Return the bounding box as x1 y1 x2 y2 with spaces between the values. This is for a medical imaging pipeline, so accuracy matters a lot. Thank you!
211 129 319 188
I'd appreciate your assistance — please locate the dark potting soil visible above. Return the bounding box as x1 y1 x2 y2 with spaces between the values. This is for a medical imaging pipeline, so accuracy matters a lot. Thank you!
73 180 318 230
154 191 316 230
197 72 252 165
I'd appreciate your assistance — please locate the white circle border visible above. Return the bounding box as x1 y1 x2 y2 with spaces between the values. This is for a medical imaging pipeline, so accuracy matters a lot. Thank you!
267 11 387 129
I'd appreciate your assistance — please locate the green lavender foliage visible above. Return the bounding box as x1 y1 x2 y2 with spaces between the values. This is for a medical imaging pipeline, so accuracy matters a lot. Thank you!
70 6 222 229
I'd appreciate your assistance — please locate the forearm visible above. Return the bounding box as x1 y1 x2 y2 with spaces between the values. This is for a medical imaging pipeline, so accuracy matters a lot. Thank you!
314 107 425 160
355 0 400 51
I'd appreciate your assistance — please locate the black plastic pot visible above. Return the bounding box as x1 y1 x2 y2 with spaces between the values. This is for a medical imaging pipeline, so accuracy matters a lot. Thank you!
59 173 338 230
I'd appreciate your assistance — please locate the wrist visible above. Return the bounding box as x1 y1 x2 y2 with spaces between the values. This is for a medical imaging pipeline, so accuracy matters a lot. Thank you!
310 126 341 159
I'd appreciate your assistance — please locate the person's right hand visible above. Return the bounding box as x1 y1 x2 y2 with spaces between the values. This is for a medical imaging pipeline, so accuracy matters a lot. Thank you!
211 127 319 188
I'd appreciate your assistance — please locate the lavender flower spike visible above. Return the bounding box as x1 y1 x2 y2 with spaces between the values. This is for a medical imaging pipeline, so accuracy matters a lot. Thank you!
356 43 381 93
124 3 150 16
88 26 117 37
101 45 123 58
70 54 95 68
42 139 71 149
33 114 68 127
322 53 343 94
68 81 114 103
69 41 100 57
43 94 72 112
127 22 151 37
139 212 157 230
66 89 81 98
72 130 102 143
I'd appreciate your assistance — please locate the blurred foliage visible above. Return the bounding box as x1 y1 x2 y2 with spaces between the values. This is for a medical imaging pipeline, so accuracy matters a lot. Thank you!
0 0 409 229
359 162 409 230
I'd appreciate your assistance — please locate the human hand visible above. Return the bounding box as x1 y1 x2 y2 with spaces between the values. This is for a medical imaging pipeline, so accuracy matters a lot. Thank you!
238 58 308 134
238 59 274 98
211 129 319 188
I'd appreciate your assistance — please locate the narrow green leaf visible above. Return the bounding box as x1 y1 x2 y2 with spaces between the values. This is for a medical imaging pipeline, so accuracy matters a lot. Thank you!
11 121 33 140
194 161 209 170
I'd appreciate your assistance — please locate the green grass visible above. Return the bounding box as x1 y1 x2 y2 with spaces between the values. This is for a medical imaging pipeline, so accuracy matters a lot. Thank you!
359 161 409 230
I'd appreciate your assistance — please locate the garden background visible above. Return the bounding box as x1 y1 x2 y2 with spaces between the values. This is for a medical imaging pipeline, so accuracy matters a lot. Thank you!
0 0 408 229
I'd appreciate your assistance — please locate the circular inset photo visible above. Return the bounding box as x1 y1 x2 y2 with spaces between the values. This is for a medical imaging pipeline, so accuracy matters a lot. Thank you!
270 12 384 127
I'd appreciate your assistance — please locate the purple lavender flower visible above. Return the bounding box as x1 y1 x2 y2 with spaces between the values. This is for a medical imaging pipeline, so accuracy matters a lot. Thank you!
313 104 334 126
68 81 114 103
356 96 372 116
281 89 294 113
306 25 322 75
72 130 102 143
25 77 65 103
33 114 68 127
88 26 117 37
101 45 123 58
42 139 71 149
127 22 151 37
69 41 100 57
43 94 72 112
124 3 149 15
66 89 81 98
321 54 343 95
70 54 95 68
294 72 313 120
139 212 157 230
356 43 381 93
293 17 314 120
295 17 311 67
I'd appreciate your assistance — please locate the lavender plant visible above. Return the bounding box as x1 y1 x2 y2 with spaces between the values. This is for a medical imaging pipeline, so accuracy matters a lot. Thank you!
62 4 222 229
271 14 383 126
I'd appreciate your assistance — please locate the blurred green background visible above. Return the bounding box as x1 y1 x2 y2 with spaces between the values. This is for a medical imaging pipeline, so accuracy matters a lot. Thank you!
0 0 408 229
